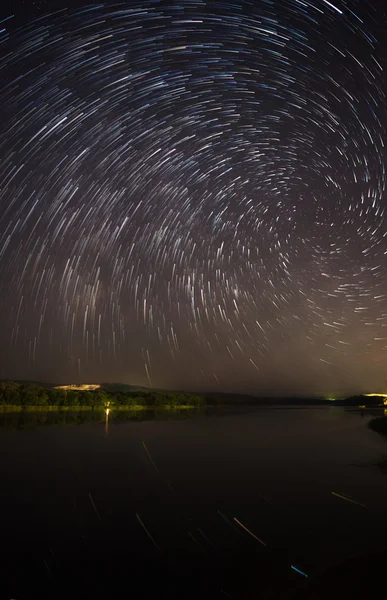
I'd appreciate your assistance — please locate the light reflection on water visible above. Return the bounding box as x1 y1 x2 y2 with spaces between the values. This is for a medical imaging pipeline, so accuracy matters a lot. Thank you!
0 406 387 598
0 405 206 429
0 404 385 430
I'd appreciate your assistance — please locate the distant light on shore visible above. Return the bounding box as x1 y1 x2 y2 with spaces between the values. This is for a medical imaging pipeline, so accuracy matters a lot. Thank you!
54 384 101 391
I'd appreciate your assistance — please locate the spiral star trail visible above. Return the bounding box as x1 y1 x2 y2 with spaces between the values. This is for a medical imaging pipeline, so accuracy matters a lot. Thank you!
0 0 386 395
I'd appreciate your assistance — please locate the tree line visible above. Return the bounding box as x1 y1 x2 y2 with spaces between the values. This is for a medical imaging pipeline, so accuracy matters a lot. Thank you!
0 382 204 408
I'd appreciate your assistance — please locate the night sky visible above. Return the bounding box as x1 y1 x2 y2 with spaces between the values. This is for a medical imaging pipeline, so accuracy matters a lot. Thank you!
0 0 387 395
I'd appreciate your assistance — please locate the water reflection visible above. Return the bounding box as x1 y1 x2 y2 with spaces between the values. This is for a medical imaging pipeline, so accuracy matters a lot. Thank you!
1 406 387 599
105 407 110 434
0 406 205 429
0 405 385 431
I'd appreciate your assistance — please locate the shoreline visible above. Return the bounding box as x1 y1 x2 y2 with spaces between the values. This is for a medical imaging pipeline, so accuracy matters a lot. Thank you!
0 404 386 414
0 404 198 413
0 403 334 413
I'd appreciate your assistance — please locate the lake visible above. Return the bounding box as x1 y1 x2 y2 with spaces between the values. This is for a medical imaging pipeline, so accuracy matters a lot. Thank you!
1 406 387 599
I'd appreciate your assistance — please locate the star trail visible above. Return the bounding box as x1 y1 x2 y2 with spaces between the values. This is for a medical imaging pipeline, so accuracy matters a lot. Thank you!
0 0 386 395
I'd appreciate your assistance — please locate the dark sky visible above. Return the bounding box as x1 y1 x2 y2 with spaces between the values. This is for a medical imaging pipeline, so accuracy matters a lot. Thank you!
1 0 387 395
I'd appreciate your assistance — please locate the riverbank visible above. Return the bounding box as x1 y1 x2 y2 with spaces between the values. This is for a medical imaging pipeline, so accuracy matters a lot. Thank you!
0 404 197 412
0 381 204 410
1 380 387 412
368 416 387 438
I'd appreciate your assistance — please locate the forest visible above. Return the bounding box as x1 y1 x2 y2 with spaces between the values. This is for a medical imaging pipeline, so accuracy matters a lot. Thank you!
0 381 204 409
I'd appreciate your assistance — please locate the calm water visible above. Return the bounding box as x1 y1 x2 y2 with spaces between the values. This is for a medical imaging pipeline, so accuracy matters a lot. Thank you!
1 406 387 599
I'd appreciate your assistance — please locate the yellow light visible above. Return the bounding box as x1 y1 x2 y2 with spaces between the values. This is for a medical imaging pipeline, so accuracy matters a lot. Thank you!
54 383 101 391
